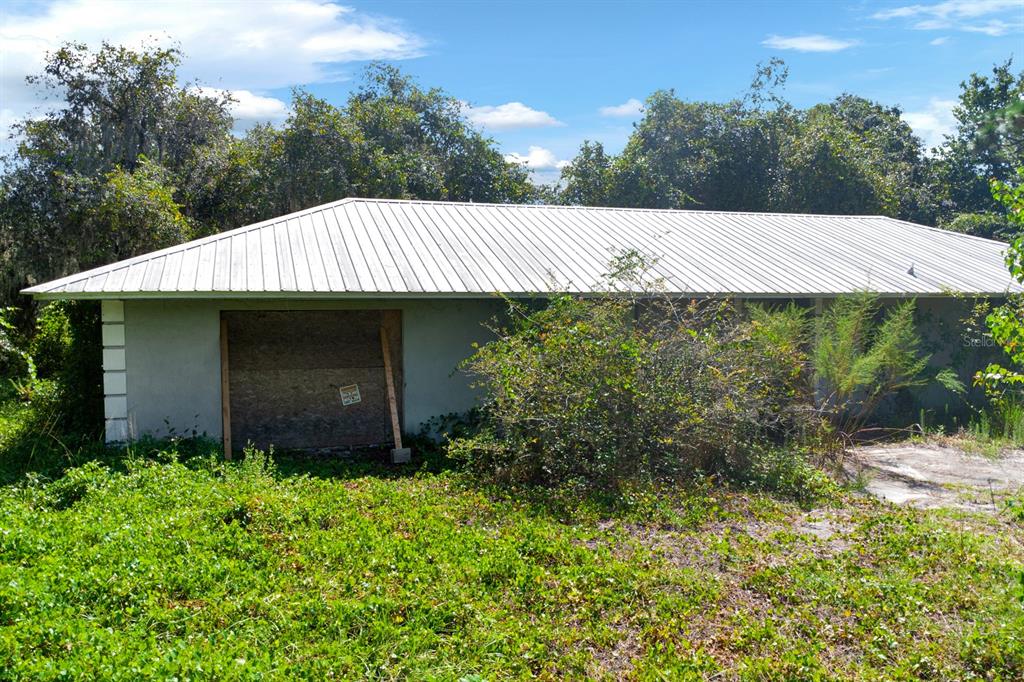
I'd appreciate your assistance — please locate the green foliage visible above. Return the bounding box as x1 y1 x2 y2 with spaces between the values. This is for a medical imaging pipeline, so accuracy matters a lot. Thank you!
732 444 840 507
975 170 1024 402
559 140 613 206
0 308 30 380
0 440 1018 679
28 304 70 379
187 64 537 230
450 289 815 492
813 293 938 435
0 42 232 301
0 301 101 478
55 301 103 437
943 211 1016 240
91 158 194 260
774 96 931 218
603 86 792 211
940 60 1024 215
557 60 1022 228
968 400 1024 447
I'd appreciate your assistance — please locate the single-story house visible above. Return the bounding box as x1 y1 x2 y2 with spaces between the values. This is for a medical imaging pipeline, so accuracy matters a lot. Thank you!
23 198 1022 457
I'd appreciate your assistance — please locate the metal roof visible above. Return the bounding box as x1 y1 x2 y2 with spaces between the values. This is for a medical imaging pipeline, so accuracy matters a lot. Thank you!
22 198 1022 299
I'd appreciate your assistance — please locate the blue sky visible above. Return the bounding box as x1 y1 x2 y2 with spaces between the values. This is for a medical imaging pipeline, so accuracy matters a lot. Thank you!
2 0 1022 181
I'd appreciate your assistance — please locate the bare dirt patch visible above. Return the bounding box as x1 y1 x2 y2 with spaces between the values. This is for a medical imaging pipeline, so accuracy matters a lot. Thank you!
845 443 1024 510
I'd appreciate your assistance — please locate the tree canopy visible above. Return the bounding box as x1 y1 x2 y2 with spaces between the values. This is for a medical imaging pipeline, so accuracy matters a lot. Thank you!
557 60 1023 230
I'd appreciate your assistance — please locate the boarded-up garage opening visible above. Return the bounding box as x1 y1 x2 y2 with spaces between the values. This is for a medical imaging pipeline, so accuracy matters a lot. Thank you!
222 310 402 452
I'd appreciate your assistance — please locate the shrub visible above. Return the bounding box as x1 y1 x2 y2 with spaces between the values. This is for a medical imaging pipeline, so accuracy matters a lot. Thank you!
449 293 815 493
2 300 101 428
0 301 103 483
0 306 30 380
29 301 72 378
735 444 840 507
55 300 103 436
813 293 957 436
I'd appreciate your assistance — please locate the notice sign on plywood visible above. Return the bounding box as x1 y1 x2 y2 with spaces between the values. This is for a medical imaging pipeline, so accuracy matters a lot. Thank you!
339 384 361 406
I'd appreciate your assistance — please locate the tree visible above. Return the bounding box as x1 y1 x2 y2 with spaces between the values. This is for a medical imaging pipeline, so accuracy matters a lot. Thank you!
347 64 534 203
268 91 365 213
91 159 193 261
776 105 891 215
176 133 276 235
556 62 936 221
559 141 613 206
939 60 1024 216
943 212 1015 240
601 90 790 211
15 42 233 178
825 95 940 223
179 64 538 231
0 42 232 302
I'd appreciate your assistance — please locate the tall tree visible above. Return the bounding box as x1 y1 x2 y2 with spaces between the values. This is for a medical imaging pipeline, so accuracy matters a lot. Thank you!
560 141 613 206
182 64 537 231
558 62 942 222
603 90 792 211
347 64 534 203
939 60 1024 216
0 42 232 300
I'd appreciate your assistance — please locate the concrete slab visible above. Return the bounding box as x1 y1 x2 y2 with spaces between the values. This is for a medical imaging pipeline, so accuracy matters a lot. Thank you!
845 444 1024 511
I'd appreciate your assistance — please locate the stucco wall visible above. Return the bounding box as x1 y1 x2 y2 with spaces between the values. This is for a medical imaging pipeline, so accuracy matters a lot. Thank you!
908 296 1003 420
120 298 503 442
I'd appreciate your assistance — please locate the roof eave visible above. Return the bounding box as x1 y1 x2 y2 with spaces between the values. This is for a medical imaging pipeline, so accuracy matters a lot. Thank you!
24 289 1019 302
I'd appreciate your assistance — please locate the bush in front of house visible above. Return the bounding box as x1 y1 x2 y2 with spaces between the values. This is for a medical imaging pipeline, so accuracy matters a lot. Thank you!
448 293 819 493
813 292 964 437
449 272 969 496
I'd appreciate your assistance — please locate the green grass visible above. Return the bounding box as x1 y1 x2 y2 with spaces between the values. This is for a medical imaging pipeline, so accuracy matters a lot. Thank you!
0 388 1021 679
0 443 1021 680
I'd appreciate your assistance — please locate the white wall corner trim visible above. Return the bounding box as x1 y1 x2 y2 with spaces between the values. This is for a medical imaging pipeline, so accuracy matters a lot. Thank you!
101 300 128 443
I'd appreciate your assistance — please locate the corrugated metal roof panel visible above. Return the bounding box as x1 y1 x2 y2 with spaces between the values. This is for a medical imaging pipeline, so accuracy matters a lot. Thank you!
22 198 1023 298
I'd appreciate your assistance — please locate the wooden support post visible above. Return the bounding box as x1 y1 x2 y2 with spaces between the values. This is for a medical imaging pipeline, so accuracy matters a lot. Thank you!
380 323 408 462
220 317 232 460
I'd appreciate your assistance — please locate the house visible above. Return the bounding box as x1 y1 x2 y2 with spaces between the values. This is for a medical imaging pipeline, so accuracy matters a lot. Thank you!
22 198 1021 456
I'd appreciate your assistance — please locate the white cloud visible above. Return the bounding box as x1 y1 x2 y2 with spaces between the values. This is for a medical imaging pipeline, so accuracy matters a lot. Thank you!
191 87 290 129
0 0 425 139
461 102 563 130
504 146 569 171
872 0 1023 35
929 36 951 44
599 98 644 117
761 34 859 52
902 98 958 151
961 19 1020 35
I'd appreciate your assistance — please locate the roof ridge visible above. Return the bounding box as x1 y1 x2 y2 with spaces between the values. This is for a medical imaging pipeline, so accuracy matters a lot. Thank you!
344 196 884 220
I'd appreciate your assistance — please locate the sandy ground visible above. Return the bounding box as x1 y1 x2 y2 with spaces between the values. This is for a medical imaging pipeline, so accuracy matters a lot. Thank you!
844 443 1024 511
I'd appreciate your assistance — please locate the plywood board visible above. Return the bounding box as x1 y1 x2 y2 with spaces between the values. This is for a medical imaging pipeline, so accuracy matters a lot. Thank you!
224 310 402 450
